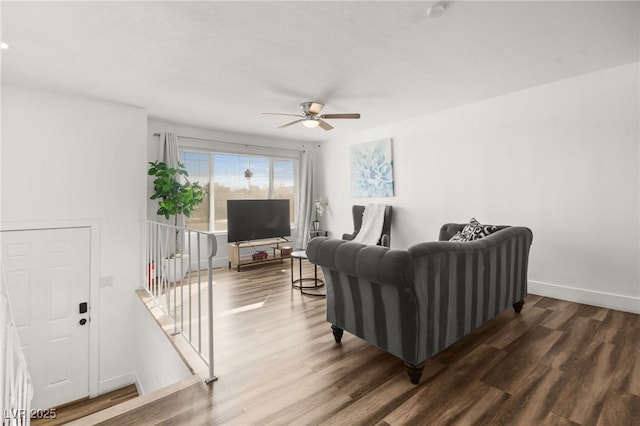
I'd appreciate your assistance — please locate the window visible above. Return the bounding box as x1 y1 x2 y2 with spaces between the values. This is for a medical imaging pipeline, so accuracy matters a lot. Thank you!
180 150 297 232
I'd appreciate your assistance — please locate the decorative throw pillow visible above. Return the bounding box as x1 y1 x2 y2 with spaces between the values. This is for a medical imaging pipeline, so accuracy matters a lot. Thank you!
449 219 479 242
449 218 498 242
473 222 499 240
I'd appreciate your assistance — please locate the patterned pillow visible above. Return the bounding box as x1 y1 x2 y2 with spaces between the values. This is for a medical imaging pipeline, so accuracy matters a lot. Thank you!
449 218 498 242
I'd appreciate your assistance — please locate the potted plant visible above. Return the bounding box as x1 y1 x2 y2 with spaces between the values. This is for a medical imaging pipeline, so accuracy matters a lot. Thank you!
313 196 328 231
148 160 206 282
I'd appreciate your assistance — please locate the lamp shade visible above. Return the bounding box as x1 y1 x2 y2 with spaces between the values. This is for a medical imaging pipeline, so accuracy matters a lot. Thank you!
302 119 320 128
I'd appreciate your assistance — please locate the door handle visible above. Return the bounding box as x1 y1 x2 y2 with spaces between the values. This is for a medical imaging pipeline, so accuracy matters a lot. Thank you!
79 318 87 326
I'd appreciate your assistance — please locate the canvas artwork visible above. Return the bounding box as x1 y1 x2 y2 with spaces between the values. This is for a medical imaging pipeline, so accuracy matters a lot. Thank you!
350 138 394 197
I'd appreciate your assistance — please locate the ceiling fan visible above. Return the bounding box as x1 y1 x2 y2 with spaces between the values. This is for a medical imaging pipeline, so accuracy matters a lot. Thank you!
263 102 360 131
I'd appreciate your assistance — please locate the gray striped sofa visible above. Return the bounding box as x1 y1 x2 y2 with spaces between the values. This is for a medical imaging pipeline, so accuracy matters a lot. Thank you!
306 223 533 384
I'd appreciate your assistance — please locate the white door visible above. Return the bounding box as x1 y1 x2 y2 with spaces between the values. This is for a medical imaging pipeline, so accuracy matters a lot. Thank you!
1 227 91 410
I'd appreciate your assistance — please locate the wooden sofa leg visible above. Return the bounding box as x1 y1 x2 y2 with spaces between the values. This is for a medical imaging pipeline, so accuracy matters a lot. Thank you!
513 299 525 313
404 362 425 385
331 325 344 343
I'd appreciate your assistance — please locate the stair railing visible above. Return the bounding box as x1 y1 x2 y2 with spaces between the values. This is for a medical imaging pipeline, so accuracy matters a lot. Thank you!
144 221 218 383
0 257 34 425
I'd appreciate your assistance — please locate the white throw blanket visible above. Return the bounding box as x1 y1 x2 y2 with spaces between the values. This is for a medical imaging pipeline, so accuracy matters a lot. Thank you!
353 204 386 245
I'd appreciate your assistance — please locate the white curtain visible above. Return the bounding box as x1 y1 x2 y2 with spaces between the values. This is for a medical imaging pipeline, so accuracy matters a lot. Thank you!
157 132 183 232
293 150 314 250
159 132 180 168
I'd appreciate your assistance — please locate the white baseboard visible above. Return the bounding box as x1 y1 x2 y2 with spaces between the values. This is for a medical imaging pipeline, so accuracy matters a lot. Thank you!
529 280 640 314
189 257 229 271
213 257 228 269
99 372 137 395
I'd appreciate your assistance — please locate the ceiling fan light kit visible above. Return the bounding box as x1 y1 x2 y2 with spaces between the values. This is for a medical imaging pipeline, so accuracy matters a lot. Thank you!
302 119 319 128
263 101 360 131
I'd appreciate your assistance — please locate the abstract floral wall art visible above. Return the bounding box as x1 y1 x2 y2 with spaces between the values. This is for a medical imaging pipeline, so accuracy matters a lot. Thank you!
350 138 394 197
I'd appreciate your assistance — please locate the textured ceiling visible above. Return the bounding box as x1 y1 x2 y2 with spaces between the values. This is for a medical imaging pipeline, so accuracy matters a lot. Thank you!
2 1 638 142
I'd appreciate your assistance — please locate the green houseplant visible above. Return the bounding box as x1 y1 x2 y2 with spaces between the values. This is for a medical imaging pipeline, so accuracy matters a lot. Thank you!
148 160 206 281
148 160 206 227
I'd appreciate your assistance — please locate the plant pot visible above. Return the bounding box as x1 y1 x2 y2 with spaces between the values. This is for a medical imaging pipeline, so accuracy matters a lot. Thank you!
161 254 190 283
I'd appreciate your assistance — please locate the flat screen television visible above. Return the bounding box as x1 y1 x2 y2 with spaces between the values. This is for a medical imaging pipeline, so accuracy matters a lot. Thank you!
227 199 291 243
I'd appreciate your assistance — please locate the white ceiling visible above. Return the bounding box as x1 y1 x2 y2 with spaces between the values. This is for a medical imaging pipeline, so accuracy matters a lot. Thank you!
2 1 638 142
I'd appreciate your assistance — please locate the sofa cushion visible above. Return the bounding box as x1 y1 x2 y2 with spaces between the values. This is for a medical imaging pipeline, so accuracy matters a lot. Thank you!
449 218 498 241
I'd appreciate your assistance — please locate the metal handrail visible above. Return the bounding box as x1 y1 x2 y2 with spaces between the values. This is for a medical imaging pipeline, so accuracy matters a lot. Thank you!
0 257 34 425
144 221 218 383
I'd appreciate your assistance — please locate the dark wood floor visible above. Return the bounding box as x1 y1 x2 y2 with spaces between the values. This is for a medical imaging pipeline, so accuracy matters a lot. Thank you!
32 384 138 425
80 260 639 425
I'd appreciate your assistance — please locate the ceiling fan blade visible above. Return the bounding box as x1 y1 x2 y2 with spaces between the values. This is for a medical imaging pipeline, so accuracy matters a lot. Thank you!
309 102 324 115
317 119 334 131
263 112 303 117
320 113 361 119
278 119 304 128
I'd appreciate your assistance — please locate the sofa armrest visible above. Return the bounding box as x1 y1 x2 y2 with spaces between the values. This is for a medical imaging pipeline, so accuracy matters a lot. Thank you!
307 237 412 288
438 223 466 241
307 237 419 366
409 226 533 353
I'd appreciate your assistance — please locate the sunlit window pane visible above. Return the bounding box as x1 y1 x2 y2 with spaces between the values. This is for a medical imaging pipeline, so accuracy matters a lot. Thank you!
180 151 210 232
179 151 297 233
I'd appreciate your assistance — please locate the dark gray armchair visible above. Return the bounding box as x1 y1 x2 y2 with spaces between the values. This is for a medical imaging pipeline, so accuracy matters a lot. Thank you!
342 205 393 247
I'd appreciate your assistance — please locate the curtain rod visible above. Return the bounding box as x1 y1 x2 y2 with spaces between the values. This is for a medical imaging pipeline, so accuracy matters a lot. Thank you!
153 132 311 152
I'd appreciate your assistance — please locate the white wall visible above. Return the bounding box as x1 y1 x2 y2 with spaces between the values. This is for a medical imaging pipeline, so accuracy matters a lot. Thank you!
0 84 3 226
318 62 640 313
1 85 148 393
133 297 190 394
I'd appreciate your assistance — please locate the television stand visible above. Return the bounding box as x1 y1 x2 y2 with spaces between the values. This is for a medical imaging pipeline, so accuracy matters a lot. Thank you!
228 238 291 272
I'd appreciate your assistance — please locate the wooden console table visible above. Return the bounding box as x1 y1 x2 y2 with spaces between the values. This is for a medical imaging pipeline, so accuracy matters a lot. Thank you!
228 238 291 271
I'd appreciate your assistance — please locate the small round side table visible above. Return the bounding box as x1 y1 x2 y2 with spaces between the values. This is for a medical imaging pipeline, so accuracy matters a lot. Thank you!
290 250 325 297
